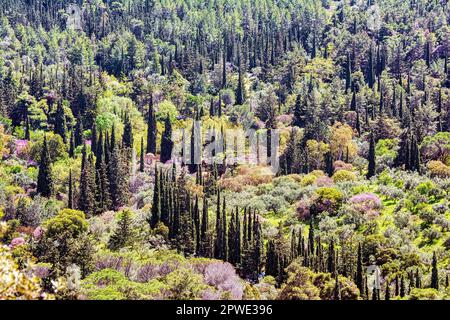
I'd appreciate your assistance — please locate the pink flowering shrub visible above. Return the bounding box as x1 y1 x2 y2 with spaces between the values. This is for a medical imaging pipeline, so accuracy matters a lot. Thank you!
348 193 382 218
203 262 244 300
10 237 25 249
32 226 43 239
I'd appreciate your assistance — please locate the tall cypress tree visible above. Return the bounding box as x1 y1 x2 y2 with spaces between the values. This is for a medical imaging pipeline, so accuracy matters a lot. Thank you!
150 165 161 228
122 114 133 150
68 169 74 209
146 97 157 154
367 133 376 179
160 117 174 163
140 136 145 172
37 135 54 197
356 243 364 295
54 101 67 143
431 251 439 290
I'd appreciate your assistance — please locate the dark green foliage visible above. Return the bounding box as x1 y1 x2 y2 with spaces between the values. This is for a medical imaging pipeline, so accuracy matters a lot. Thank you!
431 252 439 290
108 210 135 251
367 133 376 179
37 136 54 197
146 98 157 154
160 117 173 163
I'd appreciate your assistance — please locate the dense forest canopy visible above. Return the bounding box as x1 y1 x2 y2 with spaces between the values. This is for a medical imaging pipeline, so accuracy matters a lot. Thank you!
0 0 450 300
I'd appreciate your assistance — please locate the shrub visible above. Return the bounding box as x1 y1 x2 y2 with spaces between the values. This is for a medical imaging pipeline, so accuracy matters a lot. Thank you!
427 161 450 178
348 193 382 218
332 170 356 183
311 187 344 215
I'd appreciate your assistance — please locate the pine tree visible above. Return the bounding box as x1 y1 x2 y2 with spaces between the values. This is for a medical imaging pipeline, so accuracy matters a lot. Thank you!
160 117 174 163
37 136 54 197
108 209 135 250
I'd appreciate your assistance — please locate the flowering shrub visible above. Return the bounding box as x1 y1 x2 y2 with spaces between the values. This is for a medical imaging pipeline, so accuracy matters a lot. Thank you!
311 187 344 215
348 193 382 219
9 237 25 249
203 262 244 299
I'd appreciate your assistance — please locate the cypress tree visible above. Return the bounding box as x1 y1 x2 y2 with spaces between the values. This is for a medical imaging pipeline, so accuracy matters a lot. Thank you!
146 98 157 154
37 135 54 197
367 133 376 179
25 116 31 140
150 165 161 228
68 169 74 209
345 52 352 92
385 282 391 300
160 117 174 163
293 94 304 127
108 144 130 209
235 52 245 105
367 45 375 88
400 276 405 297
308 219 315 255
69 130 75 158
78 152 96 217
54 101 67 143
334 274 341 300
350 89 356 111
431 252 439 290
327 239 336 275
74 117 84 147
140 136 145 172
356 243 364 295
122 114 133 149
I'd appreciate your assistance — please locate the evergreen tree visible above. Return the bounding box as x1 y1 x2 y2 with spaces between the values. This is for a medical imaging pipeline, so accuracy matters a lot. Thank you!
146 98 157 154
108 209 135 250
150 165 161 228
68 169 74 209
160 117 174 163
54 101 67 143
366 133 376 179
140 136 145 172
431 252 439 290
356 243 364 295
37 136 54 197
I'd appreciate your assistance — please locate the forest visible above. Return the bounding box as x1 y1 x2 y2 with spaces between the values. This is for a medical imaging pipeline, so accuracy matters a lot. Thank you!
0 0 450 300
